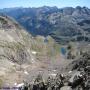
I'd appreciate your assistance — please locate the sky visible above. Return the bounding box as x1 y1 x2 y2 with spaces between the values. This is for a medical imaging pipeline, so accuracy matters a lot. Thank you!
0 0 90 9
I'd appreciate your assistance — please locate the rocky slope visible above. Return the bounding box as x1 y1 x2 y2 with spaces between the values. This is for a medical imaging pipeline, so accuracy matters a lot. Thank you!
0 14 35 86
1 6 90 43
0 15 63 87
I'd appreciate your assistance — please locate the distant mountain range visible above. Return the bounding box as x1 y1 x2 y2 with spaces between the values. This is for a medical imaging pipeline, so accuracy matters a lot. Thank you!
0 6 90 43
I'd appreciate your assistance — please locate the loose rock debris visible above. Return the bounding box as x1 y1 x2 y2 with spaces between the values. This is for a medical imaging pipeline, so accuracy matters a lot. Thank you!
15 52 90 90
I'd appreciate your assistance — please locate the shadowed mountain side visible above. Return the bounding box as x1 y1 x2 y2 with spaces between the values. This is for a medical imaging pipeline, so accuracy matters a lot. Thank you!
1 6 90 44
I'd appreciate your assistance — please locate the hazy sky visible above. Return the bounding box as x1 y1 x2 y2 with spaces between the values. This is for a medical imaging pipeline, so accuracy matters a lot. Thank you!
0 0 90 9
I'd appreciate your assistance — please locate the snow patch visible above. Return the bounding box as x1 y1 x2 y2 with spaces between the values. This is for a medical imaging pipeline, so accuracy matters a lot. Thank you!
14 83 17 86
16 83 24 87
24 70 29 75
31 51 37 55
68 71 72 73
49 73 56 77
